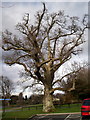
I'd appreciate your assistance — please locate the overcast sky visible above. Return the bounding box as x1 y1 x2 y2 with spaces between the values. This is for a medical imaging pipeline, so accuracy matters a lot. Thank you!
1 0 90 2
1 1 89 97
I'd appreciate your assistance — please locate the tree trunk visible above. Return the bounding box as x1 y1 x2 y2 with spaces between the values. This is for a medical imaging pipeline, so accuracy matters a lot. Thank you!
43 84 55 112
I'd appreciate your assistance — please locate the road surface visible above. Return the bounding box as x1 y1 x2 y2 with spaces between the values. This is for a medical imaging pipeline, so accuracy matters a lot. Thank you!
28 113 89 120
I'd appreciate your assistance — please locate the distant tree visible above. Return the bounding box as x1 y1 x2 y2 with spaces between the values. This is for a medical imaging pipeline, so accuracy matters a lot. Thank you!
10 95 18 105
61 63 89 100
0 76 14 97
29 94 43 104
18 92 24 105
54 93 64 104
0 76 14 109
2 3 88 112
72 66 90 100
25 95 28 100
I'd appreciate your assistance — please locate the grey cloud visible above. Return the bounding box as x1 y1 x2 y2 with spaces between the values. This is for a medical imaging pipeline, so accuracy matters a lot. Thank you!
2 2 42 32
2 63 24 83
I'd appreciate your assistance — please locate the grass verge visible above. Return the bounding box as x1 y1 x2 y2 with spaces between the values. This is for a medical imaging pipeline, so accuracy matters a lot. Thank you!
1 103 81 120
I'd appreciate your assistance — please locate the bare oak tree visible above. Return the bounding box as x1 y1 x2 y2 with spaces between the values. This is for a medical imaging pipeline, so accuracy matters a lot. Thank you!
2 3 88 112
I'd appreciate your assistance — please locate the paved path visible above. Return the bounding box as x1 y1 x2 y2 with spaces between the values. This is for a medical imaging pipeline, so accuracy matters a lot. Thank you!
28 113 82 120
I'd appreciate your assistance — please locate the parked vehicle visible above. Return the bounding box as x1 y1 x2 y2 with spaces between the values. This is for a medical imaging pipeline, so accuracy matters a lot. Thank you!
81 98 90 119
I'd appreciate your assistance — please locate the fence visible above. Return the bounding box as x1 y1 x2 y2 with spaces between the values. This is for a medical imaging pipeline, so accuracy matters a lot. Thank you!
21 104 43 111
2 102 81 112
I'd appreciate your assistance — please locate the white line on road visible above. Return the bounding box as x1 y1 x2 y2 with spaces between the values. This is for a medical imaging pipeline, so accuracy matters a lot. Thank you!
68 114 81 118
38 115 47 119
64 114 71 120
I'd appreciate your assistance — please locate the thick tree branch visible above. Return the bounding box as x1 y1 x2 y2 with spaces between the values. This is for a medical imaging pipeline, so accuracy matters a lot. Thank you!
52 39 57 58
67 78 75 92
38 57 65 68
50 31 75 41
23 82 43 92
15 54 31 61
2 45 30 53
50 79 76 94
5 61 37 80
36 3 46 36
50 87 67 94
53 66 82 86
52 71 75 86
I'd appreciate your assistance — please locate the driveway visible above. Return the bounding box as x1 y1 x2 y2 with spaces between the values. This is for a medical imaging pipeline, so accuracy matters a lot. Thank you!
28 113 83 120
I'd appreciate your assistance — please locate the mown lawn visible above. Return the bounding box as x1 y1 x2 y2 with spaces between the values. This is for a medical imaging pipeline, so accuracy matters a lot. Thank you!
2 109 43 120
1 103 81 120
54 103 81 113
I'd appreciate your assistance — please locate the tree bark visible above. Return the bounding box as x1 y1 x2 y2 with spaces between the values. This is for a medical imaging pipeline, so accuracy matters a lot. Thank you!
43 84 55 112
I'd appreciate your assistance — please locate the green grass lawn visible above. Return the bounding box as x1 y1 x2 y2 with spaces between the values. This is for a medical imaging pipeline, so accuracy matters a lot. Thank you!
1 103 81 120
54 104 81 113
2 109 43 120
